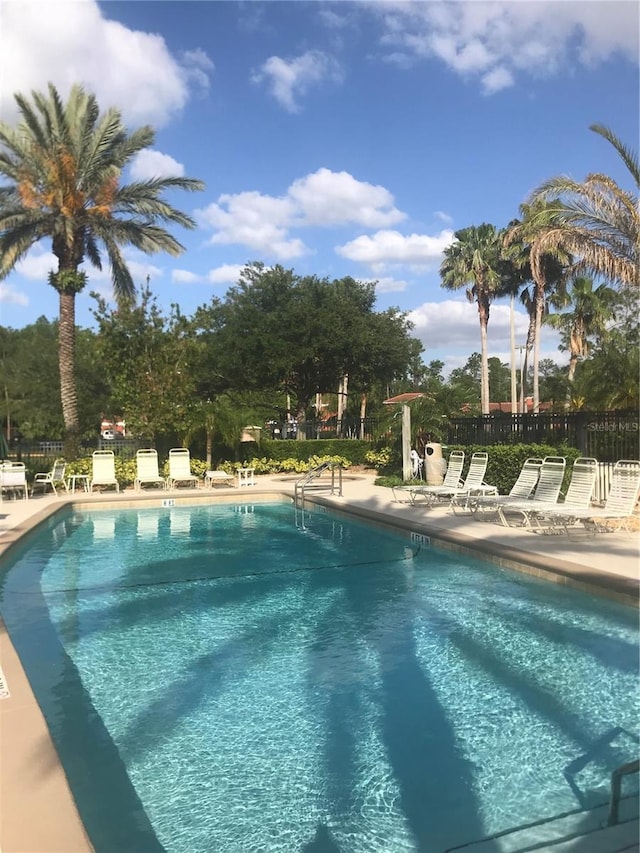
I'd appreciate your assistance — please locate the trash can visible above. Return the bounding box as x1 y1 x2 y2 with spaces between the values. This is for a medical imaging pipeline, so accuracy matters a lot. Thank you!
424 442 445 485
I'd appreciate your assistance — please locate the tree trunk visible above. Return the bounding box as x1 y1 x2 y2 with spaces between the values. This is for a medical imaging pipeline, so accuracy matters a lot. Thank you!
359 392 367 439
59 291 80 458
510 295 517 414
206 430 213 467
532 284 545 413
477 297 490 414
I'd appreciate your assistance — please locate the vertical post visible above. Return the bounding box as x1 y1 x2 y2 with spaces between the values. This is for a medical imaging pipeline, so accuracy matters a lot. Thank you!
510 295 518 414
402 404 412 481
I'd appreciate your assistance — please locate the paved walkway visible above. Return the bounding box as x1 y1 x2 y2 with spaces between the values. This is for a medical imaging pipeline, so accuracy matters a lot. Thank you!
0 475 638 852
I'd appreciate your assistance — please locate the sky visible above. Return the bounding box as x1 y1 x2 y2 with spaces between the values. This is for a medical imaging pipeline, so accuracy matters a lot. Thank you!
0 0 638 376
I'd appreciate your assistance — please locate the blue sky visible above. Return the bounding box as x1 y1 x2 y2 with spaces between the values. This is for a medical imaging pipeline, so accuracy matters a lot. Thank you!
1 0 638 374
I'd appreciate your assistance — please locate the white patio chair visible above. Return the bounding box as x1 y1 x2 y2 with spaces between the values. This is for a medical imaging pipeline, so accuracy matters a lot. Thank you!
134 449 166 491
393 451 465 504
166 448 199 490
90 450 120 493
538 459 640 534
444 452 499 511
517 457 599 532
0 461 28 500
496 456 566 527
204 469 235 488
31 458 68 496
469 457 543 518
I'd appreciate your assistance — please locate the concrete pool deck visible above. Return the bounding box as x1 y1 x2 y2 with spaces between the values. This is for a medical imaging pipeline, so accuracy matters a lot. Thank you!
0 473 638 852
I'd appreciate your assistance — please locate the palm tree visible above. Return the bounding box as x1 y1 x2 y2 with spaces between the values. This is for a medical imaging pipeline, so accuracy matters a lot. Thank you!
505 205 569 412
525 124 639 288
440 223 505 414
545 277 616 406
0 83 204 454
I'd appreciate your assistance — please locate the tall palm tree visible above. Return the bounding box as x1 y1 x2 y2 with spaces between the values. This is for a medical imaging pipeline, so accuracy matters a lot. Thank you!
505 205 569 412
525 124 639 288
545 277 616 406
440 223 504 414
0 83 204 454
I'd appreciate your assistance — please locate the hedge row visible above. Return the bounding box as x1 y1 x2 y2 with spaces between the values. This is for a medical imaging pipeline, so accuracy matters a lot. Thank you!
56 454 352 489
376 443 582 495
259 438 370 464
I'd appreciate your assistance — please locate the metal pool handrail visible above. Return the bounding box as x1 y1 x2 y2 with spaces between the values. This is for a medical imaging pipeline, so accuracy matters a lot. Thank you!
608 758 639 826
295 461 343 504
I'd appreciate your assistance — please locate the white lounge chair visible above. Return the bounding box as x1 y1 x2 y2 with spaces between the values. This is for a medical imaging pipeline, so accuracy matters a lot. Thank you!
31 458 68 496
393 450 465 504
495 456 566 527
511 458 599 532
134 449 166 491
90 450 120 493
166 448 199 490
204 469 235 488
469 457 543 518
0 462 28 500
537 459 640 534
442 452 498 510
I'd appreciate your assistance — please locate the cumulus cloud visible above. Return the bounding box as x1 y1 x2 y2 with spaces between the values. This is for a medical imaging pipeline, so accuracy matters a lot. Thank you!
198 191 306 259
197 169 407 261
408 300 530 350
336 229 455 267
372 1 638 93
172 269 203 284
207 264 245 284
289 169 405 228
374 277 409 294
15 245 57 280
129 150 186 181
0 284 29 306
252 50 343 112
1 0 213 126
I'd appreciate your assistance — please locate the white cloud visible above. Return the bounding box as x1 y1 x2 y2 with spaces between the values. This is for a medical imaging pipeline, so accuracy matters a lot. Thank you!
252 50 343 112
372 1 638 93
289 169 405 228
15 245 57 280
207 264 244 284
409 300 530 350
172 269 203 284
374 277 409 294
1 0 213 126
199 191 306 259
336 229 455 267
129 150 186 181
481 66 514 95
0 284 29 306
197 169 406 261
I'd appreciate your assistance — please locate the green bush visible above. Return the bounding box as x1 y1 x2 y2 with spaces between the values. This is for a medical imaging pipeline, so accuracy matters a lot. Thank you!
261 438 369 464
374 443 582 495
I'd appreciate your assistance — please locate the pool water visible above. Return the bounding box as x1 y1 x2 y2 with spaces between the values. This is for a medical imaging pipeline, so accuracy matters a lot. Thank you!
1 501 638 853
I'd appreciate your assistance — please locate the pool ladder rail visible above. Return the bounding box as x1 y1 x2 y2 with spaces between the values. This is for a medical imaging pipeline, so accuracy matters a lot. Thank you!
295 462 343 504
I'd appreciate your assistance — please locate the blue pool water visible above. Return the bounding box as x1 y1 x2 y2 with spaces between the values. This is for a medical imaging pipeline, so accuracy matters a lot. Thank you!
1 501 638 853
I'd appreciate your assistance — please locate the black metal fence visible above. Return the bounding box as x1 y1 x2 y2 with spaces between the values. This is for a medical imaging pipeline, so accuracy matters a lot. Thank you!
5 411 638 467
267 417 381 441
446 410 639 463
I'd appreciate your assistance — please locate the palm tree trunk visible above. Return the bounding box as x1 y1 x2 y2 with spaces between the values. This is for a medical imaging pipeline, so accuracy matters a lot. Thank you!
510 295 517 414
532 285 545 413
477 300 490 414
59 291 80 457
359 392 367 439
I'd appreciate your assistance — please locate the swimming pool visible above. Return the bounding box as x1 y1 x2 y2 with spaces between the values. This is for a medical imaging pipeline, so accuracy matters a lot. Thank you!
1 500 638 852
